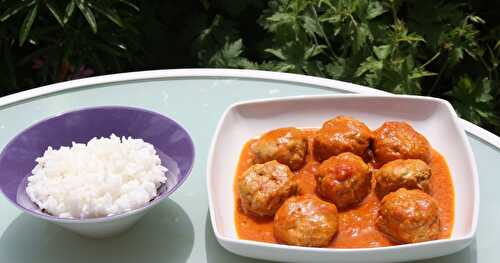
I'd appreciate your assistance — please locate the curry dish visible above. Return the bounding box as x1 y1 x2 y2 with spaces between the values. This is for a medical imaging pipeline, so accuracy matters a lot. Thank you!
234 116 454 248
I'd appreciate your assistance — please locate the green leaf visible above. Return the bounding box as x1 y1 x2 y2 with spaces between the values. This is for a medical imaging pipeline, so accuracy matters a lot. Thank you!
373 45 391 60
95 42 124 57
366 1 387 20
318 0 335 9
46 3 64 27
325 59 346 79
76 0 97 33
450 76 497 128
400 33 425 44
206 39 257 69
302 15 321 36
119 0 140 12
265 48 286 60
304 45 326 60
454 76 473 98
469 15 485 24
19 4 39 47
355 56 382 77
266 13 294 24
303 60 325 77
217 39 243 58
320 13 342 25
448 47 463 67
478 78 494 103
476 109 493 119
260 61 295 72
63 0 76 24
92 5 124 28
0 0 36 22
438 16 482 66
409 68 436 80
265 12 295 32
354 23 371 52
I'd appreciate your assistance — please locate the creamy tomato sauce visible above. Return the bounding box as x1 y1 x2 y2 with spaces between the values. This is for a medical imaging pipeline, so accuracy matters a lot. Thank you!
234 129 454 248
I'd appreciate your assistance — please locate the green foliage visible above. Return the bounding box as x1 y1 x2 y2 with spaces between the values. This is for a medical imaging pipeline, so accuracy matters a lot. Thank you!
1 0 499 134
207 39 257 69
448 76 499 127
0 0 141 92
195 0 500 134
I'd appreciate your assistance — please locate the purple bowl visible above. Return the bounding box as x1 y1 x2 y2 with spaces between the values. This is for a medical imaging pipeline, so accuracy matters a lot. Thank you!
0 106 195 238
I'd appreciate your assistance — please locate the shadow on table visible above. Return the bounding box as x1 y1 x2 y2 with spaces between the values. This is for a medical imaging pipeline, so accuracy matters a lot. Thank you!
205 212 265 263
204 210 477 263
0 199 194 263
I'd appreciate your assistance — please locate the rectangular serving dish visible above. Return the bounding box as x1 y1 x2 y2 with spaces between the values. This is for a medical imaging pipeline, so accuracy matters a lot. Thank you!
206 94 479 263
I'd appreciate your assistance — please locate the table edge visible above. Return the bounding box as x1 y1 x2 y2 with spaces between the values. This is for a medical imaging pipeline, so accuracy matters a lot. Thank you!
0 68 498 149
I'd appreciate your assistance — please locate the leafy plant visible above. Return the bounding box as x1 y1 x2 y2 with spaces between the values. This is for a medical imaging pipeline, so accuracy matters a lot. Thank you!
1 0 499 135
448 75 499 127
196 0 500 134
0 0 141 94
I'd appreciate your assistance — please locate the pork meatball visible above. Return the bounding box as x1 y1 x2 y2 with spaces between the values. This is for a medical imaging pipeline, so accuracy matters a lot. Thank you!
372 122 431 165
316 152 372 209
251 127 307 171
375 159 431 198
377 188 440 244
238 161 297 217
274 195 338 247
313 116 372 162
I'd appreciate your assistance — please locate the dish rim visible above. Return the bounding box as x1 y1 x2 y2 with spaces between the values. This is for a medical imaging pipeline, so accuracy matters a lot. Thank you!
206 93 480 252
0 105 196 224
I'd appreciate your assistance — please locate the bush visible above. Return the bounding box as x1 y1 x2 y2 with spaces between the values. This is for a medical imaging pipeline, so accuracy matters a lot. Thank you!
1 0 499 134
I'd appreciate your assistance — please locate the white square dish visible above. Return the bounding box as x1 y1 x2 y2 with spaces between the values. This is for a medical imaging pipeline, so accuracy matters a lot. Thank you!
206 94 479 263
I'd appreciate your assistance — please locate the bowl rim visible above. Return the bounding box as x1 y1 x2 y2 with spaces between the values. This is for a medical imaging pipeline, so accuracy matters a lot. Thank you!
206 93 480 251
0 105 196 223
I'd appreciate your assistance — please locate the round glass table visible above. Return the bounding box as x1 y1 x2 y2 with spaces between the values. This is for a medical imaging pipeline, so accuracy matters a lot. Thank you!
0 69 498 263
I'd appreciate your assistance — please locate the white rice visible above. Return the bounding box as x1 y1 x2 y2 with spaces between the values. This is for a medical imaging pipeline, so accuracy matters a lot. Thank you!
26 134 167 219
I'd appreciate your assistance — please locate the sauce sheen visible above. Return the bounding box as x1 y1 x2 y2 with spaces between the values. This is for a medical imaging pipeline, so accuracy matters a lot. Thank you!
234 129 454 248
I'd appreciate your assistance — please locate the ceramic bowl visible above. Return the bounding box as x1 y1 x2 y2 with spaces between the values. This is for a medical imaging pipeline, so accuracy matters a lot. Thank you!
207 95 479 263
0 106 195 238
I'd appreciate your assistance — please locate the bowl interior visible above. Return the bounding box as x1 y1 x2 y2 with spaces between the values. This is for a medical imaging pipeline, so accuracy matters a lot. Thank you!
208 95 478 242
0 106 195 220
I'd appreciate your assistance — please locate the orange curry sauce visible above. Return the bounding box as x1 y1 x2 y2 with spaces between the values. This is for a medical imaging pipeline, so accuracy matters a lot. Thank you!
234 129 454 248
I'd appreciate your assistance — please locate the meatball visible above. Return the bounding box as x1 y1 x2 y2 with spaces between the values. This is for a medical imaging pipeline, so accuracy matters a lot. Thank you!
238 161 297 217
315 152 372 209
375 159 431 198
274 195 338 247
377 188 440 244
372 122 431 165
250 127 307 171
313 116 372 162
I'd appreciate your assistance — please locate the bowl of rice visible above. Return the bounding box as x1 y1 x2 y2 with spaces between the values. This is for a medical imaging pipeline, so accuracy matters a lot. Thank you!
0 106 195 238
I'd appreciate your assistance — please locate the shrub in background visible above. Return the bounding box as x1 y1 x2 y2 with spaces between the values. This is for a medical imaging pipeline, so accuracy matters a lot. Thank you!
0 0 499 134
0 0 142 94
